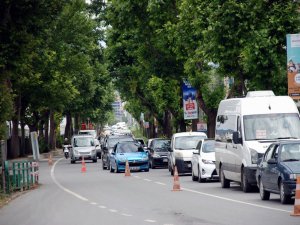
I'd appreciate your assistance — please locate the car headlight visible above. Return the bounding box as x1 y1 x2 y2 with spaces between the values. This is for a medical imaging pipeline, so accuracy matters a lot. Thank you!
118 157 126 162
250 148 258 164
202 159 214 164
289 174 298 180
142 156 149 161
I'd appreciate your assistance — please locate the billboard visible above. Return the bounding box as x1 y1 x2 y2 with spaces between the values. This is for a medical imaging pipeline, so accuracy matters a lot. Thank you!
287 34 300 99
182 79 198 120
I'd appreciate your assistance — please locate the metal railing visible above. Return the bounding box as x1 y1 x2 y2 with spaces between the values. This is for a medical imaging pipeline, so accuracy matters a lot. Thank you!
2 160 39 194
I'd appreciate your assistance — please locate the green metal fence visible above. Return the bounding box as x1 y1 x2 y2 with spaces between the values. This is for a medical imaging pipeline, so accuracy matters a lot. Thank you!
2 160 39 194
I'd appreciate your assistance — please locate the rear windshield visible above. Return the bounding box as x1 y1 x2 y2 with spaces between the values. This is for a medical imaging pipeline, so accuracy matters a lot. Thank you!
116 142 144 153
108 137 134 148
153 140 170 151
202 141 215 153
175 136 206 150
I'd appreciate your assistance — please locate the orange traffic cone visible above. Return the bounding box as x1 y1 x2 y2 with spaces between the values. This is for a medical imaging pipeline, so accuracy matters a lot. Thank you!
81 156 86 173
172 166 181 191
48 153 53 166
124 160 131 177
291 175 300 216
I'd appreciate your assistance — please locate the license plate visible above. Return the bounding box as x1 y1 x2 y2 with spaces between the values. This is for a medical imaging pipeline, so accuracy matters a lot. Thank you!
163 158 168 162
130 167 139 171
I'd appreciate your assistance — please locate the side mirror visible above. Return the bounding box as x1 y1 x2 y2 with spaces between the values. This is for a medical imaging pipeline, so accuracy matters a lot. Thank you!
267 158 277 164
233 131 242 144
193 151 199 155
168 147 173 152
111 152 115 155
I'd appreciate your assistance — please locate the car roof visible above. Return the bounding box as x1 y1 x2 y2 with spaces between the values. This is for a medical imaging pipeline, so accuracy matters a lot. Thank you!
173 132 207 137
72 134 94 138
271 140 300 145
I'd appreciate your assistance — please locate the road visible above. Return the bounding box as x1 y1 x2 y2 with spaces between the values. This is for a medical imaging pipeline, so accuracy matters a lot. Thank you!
0 157 299 225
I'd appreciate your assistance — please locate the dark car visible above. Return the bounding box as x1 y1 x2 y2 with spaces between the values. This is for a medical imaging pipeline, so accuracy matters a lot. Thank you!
148 138 170 169
256 140 300 204
101 135 135 170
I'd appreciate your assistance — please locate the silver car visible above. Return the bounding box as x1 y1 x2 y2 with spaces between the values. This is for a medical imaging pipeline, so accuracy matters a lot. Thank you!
70 134 98 163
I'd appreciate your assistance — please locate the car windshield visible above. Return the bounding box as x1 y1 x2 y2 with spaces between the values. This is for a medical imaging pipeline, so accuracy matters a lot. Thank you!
108 137 134 148
202 141 215 153
74 137 94 147
153 140 170 151
175 136 206 150
280 143 300 162
244 113 300 141
116 142 144 153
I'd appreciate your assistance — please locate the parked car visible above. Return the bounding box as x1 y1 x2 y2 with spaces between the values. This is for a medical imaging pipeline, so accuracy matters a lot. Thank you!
78 129 101 158
101 135 135 170
110 141 149 172
191 139 219 182
168 132 207 175
256 140 300 204
70 134 98 163
148 138 170 169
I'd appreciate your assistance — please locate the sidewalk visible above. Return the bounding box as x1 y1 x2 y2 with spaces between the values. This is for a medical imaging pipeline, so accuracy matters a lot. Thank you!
9 148 64 162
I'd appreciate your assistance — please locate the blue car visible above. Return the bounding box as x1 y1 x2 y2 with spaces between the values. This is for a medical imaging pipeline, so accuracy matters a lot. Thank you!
256 140 300 204
110 142 149 173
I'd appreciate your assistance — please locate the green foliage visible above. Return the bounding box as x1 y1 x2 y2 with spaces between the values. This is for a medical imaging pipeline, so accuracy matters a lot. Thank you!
0 82 13 139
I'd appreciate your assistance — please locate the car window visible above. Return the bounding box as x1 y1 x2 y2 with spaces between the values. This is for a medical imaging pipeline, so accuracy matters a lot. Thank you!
116 142 144 153
280 143 300 161
153 140 170 151
107 137 134 148
175 136 206 150
74 137 94 147
202 141 215 153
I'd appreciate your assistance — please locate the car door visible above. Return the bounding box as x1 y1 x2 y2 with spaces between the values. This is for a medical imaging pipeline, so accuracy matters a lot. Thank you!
262 144 279 190
192 141 202 176
266 145 280 191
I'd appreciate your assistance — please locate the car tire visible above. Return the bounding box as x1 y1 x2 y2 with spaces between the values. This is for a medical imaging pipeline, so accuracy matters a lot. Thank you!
280 180 291 204
71 157 75 164
220 166 230 188
102 161 106 170
192 168 197 181
171 166 174 176
198 167 205 183
241 168 252 193
110 165 115 173
259 178 270 200
93 158 97 163
151 160 155 169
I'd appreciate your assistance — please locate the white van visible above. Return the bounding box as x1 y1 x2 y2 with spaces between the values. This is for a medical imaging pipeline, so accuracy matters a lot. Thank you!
215 91 300 192
168 132 207 175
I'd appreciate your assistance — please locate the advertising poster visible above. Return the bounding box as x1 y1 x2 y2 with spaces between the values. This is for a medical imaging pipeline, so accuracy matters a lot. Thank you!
182 79 198 120
287 34 300 99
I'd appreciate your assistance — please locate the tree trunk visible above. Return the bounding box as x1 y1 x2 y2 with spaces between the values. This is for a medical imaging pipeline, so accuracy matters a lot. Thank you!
20 119 25 157
192 119 198 132
10 118 19 158
64 111 73 140
74 113 80 134
49 110 56 150
163 110 172 138
44 110 50 151
179 118 186 132
206 111 217 138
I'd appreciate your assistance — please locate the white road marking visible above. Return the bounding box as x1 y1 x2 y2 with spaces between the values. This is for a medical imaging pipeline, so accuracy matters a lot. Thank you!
134 176 141 179
51 159 88 202
154 182 166 186
98 205 107 209
121 213 133 217
109 209 118 213
90 202 97 205
181 187 291 213
144 179 152 182
144 219 156 223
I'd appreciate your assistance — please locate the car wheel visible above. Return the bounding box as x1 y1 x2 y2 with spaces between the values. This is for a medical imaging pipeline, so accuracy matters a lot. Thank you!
93 158 97 163
171 166 174 176
71 157 75 164
198 167 205 183
241 168 252 192
259 178 270 200
192 168 197 181
110 165 115 173
102 160 106 170
280 180 291 204
220 165 230 188
151 160 155 169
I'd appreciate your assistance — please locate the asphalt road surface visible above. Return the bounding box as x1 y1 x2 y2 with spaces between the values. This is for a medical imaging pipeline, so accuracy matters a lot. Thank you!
0 157 299 225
